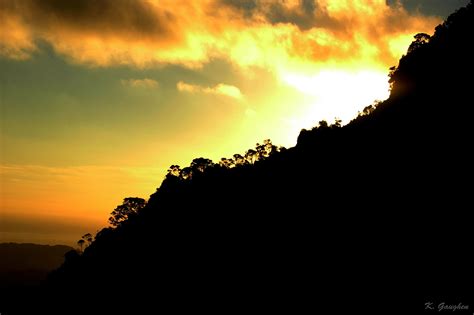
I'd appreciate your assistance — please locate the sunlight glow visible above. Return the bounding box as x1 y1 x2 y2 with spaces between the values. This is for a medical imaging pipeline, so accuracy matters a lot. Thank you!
282 69 390 124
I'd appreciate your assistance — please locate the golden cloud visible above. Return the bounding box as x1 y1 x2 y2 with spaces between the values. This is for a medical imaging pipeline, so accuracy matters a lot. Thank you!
121 78 159 89
177 81 243 99
0 0 440 72
0 11 36 60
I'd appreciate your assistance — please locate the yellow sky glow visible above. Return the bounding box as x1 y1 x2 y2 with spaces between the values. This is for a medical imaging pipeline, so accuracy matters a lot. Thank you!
0 0 443 245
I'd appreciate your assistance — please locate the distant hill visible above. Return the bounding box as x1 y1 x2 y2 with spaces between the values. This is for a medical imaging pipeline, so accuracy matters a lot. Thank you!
3 1 473 315
0 243 73 288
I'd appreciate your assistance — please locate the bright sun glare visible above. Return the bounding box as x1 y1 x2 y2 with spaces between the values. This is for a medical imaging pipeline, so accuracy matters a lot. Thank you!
283 69 390 126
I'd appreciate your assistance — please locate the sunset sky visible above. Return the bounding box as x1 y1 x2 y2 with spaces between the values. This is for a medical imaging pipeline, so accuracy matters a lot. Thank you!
0 0 469 246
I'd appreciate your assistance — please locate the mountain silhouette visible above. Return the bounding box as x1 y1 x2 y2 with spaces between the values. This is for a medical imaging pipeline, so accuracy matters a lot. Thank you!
2 2 473 315
0 243 73 288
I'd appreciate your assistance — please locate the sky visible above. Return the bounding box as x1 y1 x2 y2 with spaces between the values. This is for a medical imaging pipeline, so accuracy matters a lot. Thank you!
0 0 469 246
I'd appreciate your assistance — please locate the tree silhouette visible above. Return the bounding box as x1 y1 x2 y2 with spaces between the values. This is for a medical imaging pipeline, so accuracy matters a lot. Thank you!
77 239 85 253
190 158 214 173
82 233 93 247
109 197 146 227
167 165 181 177
245 149 257 164
180 167 193 180
407 32 431 53
233 154 245 166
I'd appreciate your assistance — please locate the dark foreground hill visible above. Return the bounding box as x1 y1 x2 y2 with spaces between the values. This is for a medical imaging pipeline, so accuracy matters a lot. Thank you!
0 243 73 289
3 2 474 315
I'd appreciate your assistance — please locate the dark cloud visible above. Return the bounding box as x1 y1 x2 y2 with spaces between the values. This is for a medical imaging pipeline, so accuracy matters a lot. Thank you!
220 0 258 17
2 0 176 38
0 0 187 65
386 0 470 17
264 1 317 30
220 0 338 31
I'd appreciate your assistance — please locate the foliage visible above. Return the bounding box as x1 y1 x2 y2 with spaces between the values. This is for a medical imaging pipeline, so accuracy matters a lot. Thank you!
165 139 284 182
108 197 147 227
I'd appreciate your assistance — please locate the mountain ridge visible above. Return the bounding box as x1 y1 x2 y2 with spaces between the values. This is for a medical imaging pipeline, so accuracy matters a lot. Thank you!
0 243 73 290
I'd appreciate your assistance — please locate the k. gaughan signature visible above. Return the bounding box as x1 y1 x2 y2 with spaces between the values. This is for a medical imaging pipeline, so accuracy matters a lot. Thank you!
425 302 470 312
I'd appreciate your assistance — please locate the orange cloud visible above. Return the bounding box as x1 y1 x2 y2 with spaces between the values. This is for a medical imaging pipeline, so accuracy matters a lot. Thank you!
0 11 36 60
177 81 243 99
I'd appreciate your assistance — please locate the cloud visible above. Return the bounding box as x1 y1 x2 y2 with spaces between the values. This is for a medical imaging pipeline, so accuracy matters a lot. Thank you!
121 78 159 89
176 81 201 93
0 0 184 66
177 81 243 99
0 0 441 73
386 0 470 17
0 10 36 60
221 0 319 30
